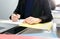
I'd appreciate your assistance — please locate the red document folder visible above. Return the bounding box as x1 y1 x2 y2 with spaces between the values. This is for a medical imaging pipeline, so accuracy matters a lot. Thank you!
0 34 58 39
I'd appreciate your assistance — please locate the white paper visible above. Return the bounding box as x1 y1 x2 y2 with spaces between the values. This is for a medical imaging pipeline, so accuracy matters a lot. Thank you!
0 19 24 24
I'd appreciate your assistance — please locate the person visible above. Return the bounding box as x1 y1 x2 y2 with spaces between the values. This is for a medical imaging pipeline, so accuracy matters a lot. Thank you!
10 0 53 24
9 0 53 34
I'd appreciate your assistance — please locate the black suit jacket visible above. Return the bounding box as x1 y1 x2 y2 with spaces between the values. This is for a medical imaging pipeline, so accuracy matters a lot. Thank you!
12 0 53 23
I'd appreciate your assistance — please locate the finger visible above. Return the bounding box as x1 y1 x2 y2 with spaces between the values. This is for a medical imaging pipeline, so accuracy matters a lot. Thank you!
26 19 34 25
28 22 34 25
23 19 27 23
11 15 18 22
23 18 31 24
28 18 38 24
23 17 35 24
24 18 31 24
17 14 20 18
12 17 18 22
31 18 41 24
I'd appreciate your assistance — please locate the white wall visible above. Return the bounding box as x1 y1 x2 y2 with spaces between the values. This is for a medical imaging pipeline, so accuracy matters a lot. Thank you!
55 0 60 5
0 0 18 19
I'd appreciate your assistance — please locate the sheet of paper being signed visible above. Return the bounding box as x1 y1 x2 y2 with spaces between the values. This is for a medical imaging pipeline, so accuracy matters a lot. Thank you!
0 19 53 30
19 21 53 31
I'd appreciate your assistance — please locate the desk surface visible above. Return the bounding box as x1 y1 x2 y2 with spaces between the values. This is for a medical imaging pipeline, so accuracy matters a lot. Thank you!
20 33 58 38
0 19 19 33
0 23 17 33
0 19 53 31
0 19 24 24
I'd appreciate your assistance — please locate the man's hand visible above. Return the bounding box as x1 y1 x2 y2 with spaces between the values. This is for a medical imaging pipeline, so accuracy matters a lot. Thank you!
23 17 42 24
11 14 20 22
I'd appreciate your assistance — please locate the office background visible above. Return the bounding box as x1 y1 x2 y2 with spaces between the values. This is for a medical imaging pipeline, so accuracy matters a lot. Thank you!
0 0 60 19
0 0 60 38
0 0 18 19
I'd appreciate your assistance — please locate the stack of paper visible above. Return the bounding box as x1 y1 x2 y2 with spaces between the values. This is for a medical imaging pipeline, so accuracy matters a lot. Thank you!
19 22 53 31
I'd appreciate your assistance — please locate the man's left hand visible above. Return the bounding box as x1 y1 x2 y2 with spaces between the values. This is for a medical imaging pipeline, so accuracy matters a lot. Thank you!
23 17 42 24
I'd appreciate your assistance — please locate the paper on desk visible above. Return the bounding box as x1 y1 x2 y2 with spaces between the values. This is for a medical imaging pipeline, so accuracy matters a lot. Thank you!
0 19 53 30
19 22 53 31
0 19 24 24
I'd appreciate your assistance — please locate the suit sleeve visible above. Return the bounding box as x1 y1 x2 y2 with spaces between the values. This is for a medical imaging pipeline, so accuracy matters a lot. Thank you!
9 0 23 19
40 0 53 23
13 0 22 14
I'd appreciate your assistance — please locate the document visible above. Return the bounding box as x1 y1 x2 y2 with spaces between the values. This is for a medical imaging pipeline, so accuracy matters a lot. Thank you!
0 19 53 30
19 22 53 31
0 19 24 24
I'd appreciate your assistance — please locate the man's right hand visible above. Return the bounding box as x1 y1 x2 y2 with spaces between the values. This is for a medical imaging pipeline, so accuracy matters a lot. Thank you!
11 14 20 22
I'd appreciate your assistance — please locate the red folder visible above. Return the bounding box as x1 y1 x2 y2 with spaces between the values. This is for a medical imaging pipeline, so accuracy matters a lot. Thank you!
0 34 58 39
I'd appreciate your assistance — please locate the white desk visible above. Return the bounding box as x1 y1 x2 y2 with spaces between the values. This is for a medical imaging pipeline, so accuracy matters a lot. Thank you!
0 19 21 33
0 19 53 30
0 23 17 33
0 19 24 24
0 19 56 33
